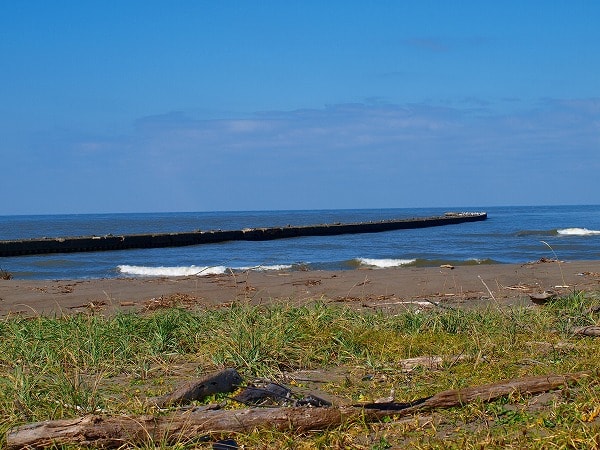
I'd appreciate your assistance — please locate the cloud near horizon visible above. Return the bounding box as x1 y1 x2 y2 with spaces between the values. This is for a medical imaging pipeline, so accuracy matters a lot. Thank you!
7 97 600 214
125 98 599 169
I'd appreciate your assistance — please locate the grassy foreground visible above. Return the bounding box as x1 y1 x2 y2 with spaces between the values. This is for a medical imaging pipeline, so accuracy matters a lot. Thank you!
0 293 599 449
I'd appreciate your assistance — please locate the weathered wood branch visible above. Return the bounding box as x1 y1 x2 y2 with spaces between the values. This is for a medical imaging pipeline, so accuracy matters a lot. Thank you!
573 326 600 337
411 371 589 408
6 371 590 449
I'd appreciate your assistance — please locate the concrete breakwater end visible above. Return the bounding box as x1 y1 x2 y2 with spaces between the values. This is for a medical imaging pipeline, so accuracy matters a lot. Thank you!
0 212 487 257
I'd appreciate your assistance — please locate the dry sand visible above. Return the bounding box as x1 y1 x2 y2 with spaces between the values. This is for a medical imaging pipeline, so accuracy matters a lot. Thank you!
1 260 600 317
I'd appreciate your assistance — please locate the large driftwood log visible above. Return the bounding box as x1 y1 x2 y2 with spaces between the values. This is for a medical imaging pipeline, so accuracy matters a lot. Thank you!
6 372 590 449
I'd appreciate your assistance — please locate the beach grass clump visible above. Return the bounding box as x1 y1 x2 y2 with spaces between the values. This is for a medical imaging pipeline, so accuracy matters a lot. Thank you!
0 292 599 448
0 267 12 280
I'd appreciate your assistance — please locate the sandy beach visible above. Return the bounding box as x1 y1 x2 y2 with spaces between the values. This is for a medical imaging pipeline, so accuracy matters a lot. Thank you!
2 259 600 317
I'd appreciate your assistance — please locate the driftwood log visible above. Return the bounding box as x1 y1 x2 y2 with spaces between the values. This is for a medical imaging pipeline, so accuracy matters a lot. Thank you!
573 326 600 337
6 372 590 449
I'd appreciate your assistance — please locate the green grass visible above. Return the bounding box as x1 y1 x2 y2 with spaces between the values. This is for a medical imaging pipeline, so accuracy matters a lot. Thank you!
1 292 599 448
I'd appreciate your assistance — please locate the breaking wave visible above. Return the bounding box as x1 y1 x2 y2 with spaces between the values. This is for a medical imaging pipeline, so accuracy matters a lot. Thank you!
354 257 498 269
117 264 293 277
557 228 600 236
117 265 228 277
516 228 600 237
355 258 416 268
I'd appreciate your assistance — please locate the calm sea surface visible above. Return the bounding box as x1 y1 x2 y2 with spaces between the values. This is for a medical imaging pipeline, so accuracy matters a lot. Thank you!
1 205 599 280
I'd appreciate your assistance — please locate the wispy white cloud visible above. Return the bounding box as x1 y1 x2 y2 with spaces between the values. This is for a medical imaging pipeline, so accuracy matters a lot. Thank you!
146 99 596 151
10 97 598 212
43 98 597 185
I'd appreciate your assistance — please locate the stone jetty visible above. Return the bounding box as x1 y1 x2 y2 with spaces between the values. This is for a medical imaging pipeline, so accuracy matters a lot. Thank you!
0 212 487 257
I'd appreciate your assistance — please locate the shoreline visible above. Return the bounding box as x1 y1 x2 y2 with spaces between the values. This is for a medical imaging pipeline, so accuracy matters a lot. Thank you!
2 260 600 317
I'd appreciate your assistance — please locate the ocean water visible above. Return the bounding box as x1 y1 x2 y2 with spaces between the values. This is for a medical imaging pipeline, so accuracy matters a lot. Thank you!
1 205 599 280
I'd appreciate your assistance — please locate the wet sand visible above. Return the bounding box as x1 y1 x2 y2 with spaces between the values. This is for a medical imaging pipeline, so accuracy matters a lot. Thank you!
1 260 600 316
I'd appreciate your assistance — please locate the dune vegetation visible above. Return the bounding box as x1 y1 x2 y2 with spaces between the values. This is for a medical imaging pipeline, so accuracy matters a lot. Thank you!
1 291 599 448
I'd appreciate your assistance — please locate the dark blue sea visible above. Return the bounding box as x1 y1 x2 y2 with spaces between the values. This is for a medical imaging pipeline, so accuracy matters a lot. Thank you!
1 205 599 280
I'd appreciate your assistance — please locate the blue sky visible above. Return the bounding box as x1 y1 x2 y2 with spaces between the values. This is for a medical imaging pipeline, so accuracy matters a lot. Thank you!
1 1 599 214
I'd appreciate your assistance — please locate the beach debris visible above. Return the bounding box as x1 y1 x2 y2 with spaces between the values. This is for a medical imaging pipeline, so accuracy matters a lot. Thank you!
579 271 600 278
525 341 576 353
588 305 600 314
503 283 539 293
424 299 457 310
331 294 395 303
233 382 293 406
374 389 396 404
291 279 322 286
398 354 468 373
478 275 498 301
33 284 78 295
213 439 238 449
241 283 257 292
143 292 201 311
295 393 332 407
0 267 13 280
232 381 332 407
440 264 454 270
529 291 557 305
365 299 431 308
6 371 590 449
415 291 484 301
535 257 561 264
68 301 107 312
57 284 75 294
525 257 566 266
572 326 600 337
150 368 243 408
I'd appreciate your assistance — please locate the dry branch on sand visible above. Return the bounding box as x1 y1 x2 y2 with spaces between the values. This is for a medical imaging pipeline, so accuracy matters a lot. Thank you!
6 371 591 449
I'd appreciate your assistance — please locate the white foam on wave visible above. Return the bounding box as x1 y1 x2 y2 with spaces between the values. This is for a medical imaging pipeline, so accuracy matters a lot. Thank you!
557 228 600 236
467 258 492 264
117 264 293 277
117 265 227 277
235 264 293 272
357 258 416 268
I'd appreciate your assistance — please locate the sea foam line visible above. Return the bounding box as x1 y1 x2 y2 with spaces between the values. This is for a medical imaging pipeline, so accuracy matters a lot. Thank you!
235 264 293 272
117 265 227 277
117 264 293 277
557 228 600 236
